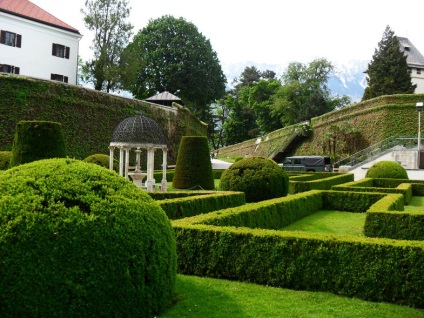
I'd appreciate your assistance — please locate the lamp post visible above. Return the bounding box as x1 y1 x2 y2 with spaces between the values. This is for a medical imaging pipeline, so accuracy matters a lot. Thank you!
416 102 423 169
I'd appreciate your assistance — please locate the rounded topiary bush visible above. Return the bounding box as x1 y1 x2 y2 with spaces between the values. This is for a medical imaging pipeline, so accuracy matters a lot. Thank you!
172 136 214 190
10 120 67 167
220 157 289 202
365 160 408 179
84 153 118 171
0 151 11 170
0 158 176 317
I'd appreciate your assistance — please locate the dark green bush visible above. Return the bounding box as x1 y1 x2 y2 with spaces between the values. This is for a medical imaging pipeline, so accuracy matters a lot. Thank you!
172 136 214 190
9 121 67 167
84 153 118 171
234 156 244 162
0 158 176 317
0 151 11 170
365 161 408 179
220 157 289 202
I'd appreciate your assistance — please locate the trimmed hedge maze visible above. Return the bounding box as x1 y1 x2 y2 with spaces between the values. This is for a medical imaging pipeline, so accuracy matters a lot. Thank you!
170 189 424 308
288 172 354 194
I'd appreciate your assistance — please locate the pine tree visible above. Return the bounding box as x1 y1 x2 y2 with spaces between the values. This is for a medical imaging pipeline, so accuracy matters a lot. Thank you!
362 26 416 101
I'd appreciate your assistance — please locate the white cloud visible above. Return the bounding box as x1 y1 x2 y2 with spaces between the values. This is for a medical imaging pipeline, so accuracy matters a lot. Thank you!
31 0 424 68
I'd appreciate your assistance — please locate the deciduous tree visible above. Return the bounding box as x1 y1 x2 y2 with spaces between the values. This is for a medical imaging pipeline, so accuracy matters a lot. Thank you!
81 0 133 92
272 58 350 126
123 15 226 121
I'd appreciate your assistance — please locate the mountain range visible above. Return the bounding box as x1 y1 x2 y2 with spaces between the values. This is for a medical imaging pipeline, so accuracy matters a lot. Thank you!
222 60 369 102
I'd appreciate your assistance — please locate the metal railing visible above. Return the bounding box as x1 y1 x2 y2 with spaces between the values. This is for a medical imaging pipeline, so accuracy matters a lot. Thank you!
333 136 420 170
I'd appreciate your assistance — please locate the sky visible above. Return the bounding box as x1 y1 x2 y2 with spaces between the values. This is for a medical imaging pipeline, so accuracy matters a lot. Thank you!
31 0 424 70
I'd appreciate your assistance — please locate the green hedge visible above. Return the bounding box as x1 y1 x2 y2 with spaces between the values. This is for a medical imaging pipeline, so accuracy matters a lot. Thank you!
364 192 424 241
10 120 67 167
152 169 224 183
172 190 424 307
289 173 354 194
0 158 176 317
373 178 424 196
157 191 245 220
149 191 215 200
332 178 413 204
0 151 11 170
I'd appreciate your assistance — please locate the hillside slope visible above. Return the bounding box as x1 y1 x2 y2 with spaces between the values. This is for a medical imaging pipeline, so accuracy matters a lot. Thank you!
217 94 424 162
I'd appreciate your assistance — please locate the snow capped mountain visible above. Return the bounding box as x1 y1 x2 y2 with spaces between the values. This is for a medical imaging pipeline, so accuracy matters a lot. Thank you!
329 60 369 102
222 60 369 102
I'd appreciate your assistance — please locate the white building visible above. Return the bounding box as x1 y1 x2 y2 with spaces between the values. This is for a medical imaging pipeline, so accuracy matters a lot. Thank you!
398 37 424 94
0 0 81 84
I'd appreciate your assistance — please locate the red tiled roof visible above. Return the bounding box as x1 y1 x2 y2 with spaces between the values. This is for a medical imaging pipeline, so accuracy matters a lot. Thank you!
0 0 80 34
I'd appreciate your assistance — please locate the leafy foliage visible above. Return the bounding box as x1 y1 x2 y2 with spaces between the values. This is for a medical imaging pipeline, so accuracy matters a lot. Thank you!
81 0 133 92
173 136 215 190
0 158 176 317
272 59 351 126
0 151 11 170
84 153 118 171
123 15 226 121
365 161 409 179
220 157 289 202
362 26 416 100
10 121 67 167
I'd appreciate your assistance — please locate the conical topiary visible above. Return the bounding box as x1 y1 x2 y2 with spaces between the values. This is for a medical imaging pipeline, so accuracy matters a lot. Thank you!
10 120 67 167
172 136 214 190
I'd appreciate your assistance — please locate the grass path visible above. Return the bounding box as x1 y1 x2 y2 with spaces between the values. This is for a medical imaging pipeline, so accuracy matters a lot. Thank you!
281 210 366 237
405 196 424 212
159 275 424 318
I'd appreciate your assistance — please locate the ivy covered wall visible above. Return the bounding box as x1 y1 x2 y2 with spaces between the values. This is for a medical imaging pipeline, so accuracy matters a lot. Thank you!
216 94 424 161
0 74 207 164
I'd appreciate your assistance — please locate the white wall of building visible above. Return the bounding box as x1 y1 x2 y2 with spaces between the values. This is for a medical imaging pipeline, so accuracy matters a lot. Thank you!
411 67 424 94
0 12 81 84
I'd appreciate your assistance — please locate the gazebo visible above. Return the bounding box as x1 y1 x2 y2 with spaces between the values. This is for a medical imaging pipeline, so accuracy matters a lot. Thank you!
109 115 168 192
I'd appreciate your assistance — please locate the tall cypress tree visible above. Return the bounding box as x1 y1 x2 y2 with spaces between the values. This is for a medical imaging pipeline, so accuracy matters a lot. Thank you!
362 26 416 101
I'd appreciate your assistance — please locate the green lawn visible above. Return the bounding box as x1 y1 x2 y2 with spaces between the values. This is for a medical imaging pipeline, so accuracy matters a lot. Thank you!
159 275 424 318
405 196 424 212
281 210 366 237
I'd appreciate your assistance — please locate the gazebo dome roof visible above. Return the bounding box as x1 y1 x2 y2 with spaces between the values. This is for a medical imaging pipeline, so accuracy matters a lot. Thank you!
110 115 167 147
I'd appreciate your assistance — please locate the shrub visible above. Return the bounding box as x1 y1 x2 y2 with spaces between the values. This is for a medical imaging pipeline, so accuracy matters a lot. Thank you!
220 157 289 202
172 136 214 190
365 161 408 179
0 151 11 170
84 153 118 171
0 158 176 317
234 156 244 162
9 120 67 167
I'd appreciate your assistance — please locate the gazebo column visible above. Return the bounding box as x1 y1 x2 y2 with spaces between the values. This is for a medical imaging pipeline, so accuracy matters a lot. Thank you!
135 147 141 172
119 147 124 177
124 147 130 179
146 147 156 192
108 146 115 171
161 148 168 192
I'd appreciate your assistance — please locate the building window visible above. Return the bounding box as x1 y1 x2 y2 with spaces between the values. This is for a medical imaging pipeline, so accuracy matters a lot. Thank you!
418 68 422 75
52 43 70 59
51 74 68 83
0 64 20 74
0 30 22 47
